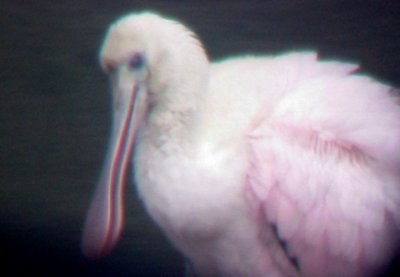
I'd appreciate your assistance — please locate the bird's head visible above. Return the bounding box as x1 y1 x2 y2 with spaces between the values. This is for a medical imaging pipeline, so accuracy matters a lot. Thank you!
101 12 209 119
81 12 208 258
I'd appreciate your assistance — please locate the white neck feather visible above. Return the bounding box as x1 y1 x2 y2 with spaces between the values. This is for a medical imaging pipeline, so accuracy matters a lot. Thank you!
141 15 210 147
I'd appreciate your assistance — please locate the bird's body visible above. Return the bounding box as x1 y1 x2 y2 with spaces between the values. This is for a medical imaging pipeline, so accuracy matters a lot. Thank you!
82 12 400 277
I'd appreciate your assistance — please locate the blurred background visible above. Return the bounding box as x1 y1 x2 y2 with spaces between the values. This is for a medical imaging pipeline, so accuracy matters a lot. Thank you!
1 1 399 276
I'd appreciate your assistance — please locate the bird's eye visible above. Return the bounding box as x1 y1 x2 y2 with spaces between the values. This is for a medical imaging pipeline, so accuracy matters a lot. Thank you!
128 53 145 71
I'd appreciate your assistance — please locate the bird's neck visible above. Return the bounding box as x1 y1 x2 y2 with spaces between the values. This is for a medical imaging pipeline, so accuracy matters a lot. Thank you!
140 104 196 156
143 39 210 151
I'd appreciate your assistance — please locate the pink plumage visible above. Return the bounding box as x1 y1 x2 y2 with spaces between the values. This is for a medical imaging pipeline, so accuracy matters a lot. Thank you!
82 12 400 276
248 65 400 276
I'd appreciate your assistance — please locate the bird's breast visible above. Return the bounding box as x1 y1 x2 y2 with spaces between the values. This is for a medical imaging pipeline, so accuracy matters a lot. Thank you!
133 138 250 239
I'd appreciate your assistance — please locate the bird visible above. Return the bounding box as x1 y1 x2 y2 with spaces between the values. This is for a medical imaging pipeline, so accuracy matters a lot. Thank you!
81 11 400 277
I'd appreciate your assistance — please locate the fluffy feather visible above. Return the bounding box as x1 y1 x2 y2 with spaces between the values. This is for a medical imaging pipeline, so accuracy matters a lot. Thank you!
248 63 400 276
82 11 400 277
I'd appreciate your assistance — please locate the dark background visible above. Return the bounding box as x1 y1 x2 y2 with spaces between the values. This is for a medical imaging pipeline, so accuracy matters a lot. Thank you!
1 1 400 276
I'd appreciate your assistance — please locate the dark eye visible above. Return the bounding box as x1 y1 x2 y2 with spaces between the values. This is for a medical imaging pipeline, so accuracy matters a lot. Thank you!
128 53 145 70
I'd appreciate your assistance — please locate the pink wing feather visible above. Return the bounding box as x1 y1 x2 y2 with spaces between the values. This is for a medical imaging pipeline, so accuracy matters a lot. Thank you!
247 55 400 276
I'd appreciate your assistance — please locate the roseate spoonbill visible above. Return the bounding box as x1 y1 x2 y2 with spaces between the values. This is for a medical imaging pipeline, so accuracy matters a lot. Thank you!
82 11 400 277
